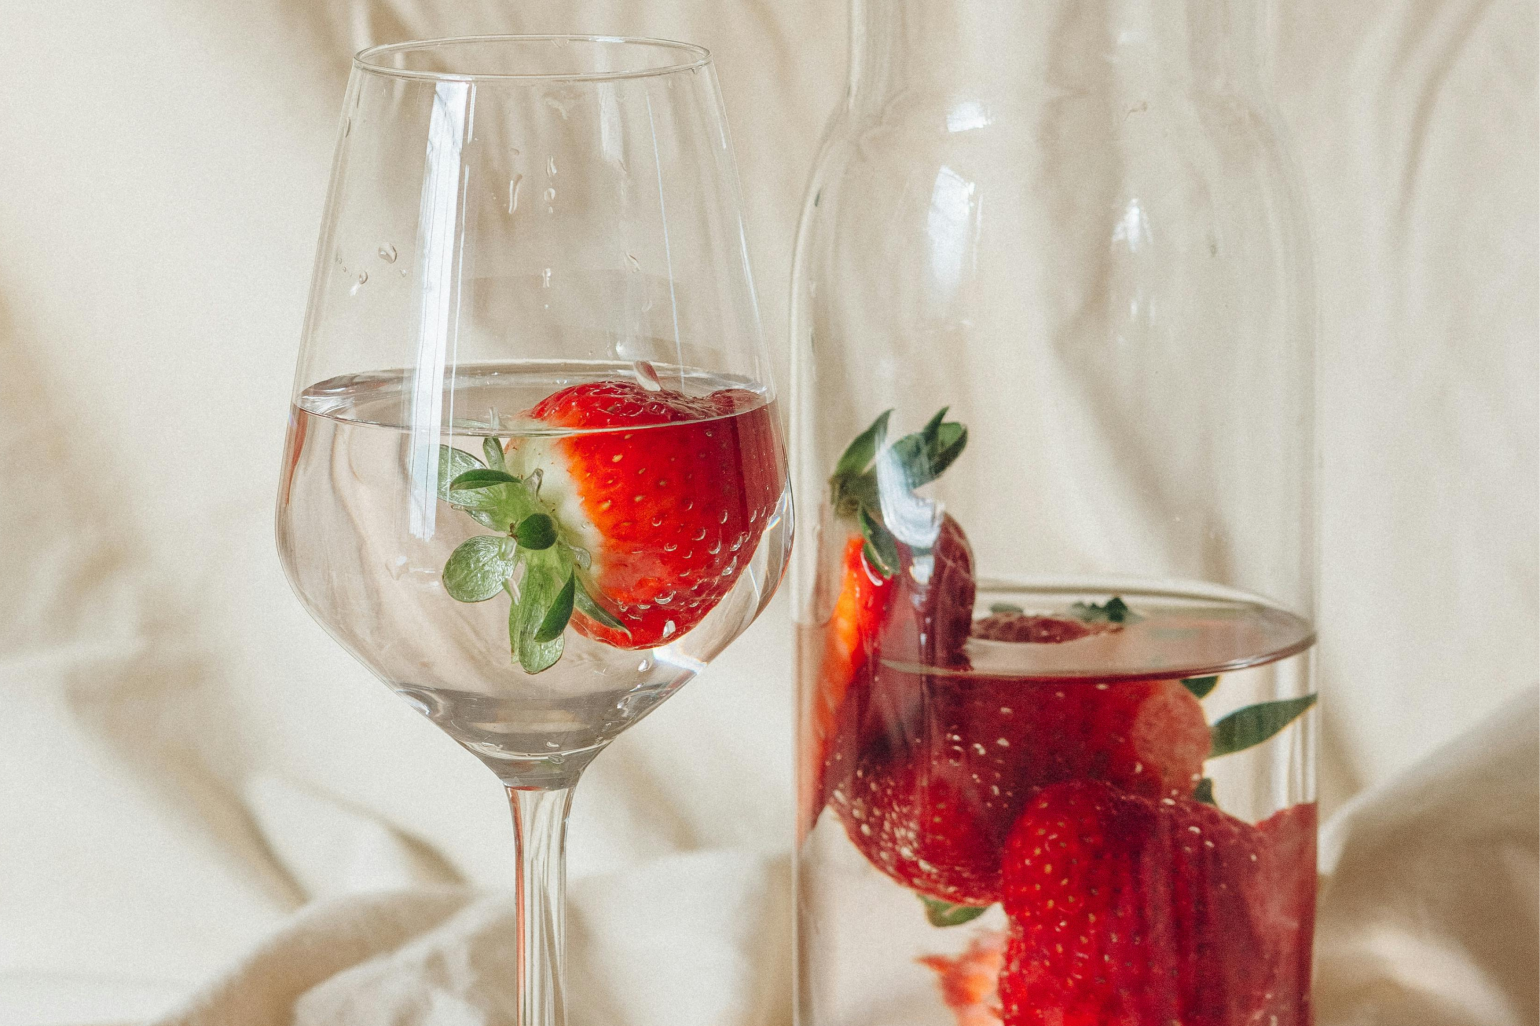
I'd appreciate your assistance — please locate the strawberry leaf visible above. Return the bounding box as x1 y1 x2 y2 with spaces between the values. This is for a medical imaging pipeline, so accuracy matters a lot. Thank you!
436 447 498 528
858 506 898 578
451 468 520 490
534 573 576 643
884 416 967 491
990 602 1024 614
1182 675 1219 699
574 576 629 635
437 445 484 497
1070 596 1143 625
483 436 506 470
1193 778 1217 805
513 513 557 551
920 895 991 927
442 536 517 602
509 550 568 673
1209 694 1317 758
834 409 891 479
920 405 949 444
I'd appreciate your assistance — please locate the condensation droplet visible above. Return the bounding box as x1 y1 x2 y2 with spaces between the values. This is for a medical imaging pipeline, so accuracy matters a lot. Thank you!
546 740 560 749
662 620 676 638
626 252 640 272
377 244 397 263
641 296 654 312
541 267 552 288
547 155 558 177
543 186 557 203
637 658 653 672
349 271 368 295
508 174 523 214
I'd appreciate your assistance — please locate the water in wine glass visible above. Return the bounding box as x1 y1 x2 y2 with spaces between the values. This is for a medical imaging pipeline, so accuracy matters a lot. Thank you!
278 360 790 782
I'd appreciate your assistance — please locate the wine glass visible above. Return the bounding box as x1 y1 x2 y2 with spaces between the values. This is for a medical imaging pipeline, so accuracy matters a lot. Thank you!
275 37 791 1025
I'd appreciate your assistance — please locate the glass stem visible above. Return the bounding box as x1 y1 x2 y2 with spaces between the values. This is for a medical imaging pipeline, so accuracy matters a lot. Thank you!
508 784 574 1026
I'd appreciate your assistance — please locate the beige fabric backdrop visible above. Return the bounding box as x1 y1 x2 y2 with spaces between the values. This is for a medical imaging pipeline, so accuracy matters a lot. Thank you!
0 0 1534 1023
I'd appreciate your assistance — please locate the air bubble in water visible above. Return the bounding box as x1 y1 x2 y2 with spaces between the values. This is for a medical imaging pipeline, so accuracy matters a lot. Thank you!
633 360 663 391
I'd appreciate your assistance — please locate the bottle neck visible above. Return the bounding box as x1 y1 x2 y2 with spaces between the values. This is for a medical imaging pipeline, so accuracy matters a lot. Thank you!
848 0 1259 108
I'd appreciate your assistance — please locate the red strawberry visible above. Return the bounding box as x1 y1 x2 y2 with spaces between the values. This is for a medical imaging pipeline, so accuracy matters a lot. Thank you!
832 678 1209 906
1254 802 1317 1026
998 780 1276 1026
834 748 1012 906
1016 679 1210 798
919 929 1007 1026
884 514 978 667
803 515 976 839
799 533 897 838
972 612 1093 644
508 380 783 649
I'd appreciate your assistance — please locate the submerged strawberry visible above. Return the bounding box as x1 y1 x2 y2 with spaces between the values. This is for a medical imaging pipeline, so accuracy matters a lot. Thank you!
434 375 783 672
507 380 783 649
799 534 897 838
972 612 1092 644
919 930 1007 1026
998 780 1277 1026
1254 802 1318 1026
805 514 976 840
832 675 1209 906
802 408 974 837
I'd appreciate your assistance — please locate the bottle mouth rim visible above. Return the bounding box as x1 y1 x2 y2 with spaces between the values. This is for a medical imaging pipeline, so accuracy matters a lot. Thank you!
353 35 712 84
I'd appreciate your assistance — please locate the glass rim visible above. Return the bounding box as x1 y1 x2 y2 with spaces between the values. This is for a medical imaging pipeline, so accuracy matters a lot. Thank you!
353 35 713 84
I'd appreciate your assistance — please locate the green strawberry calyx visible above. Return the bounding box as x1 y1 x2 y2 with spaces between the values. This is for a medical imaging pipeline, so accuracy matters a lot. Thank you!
829 407 968 578
435 440 627 674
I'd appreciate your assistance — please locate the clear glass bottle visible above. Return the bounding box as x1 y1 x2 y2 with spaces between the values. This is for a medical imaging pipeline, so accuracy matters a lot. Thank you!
790 4 1318 1025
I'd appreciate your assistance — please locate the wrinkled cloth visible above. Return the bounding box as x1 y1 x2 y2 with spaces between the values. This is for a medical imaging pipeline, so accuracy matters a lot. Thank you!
150 849 792 1026
134 688 1537 1026
0 0 1534 1023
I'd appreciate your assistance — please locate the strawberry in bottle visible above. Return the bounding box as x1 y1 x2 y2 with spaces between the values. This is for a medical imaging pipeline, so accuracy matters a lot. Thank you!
998 779 1279 1026
801 408 973 837
831 674 1209 906
1253 801 1318 1026
918 929 1007 1026
799 533 898 837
